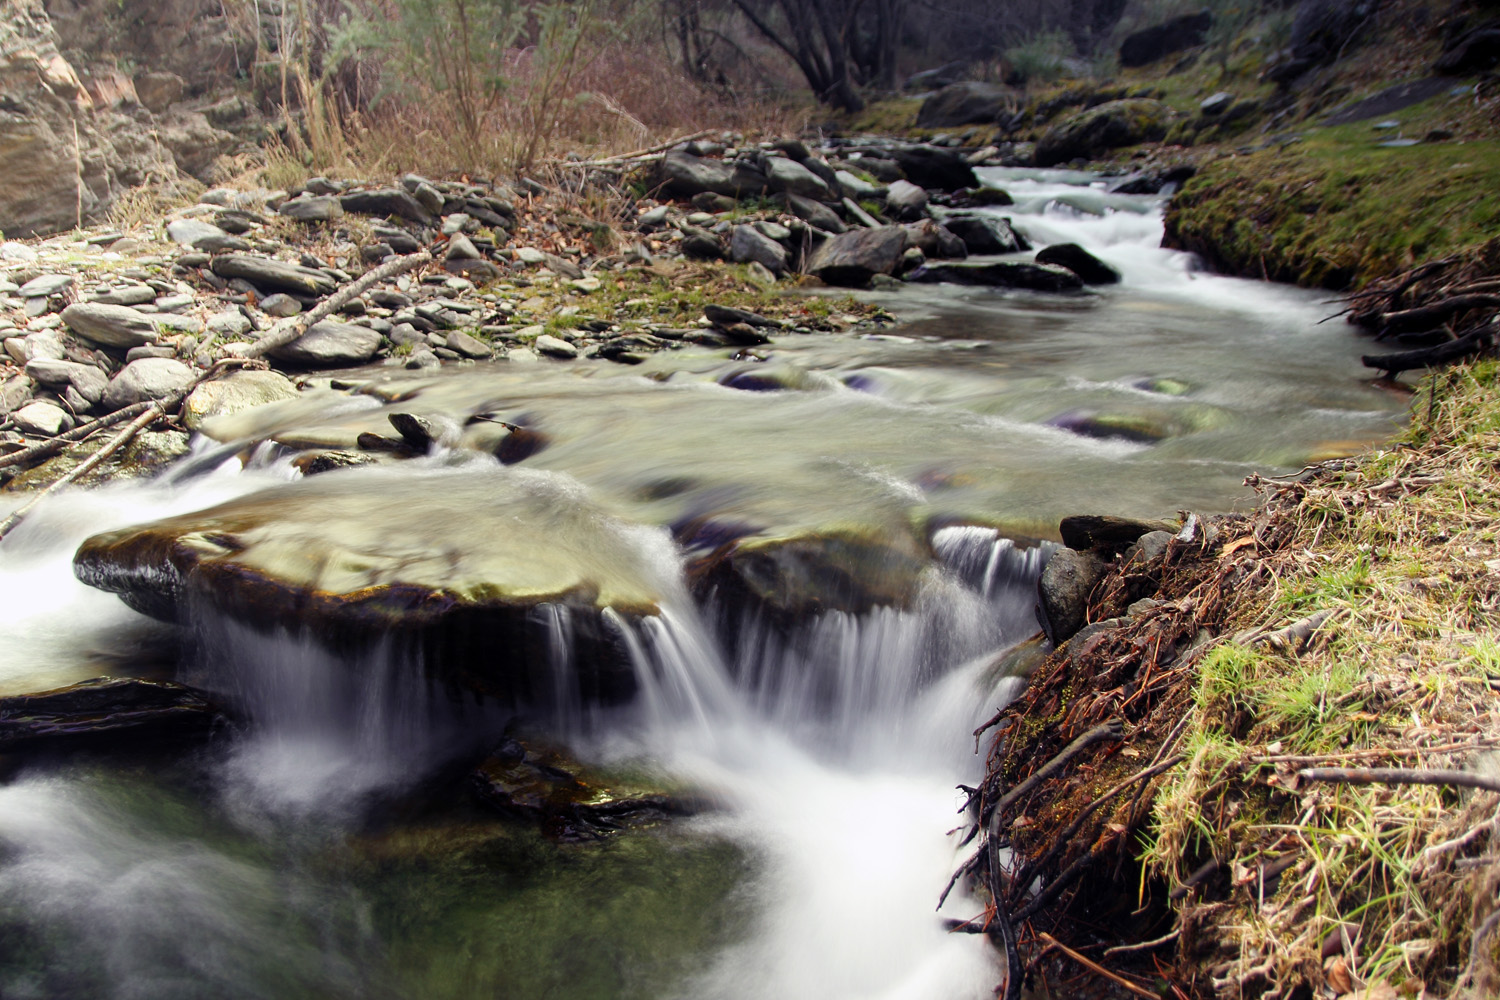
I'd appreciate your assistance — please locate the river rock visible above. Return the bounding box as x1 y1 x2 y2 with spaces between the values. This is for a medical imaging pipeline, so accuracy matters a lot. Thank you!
658 151 738 199
73 469 665 706
680 231 726 260
18 273 73 298
906 260 1084 291
259 293 302 317
182 369 300 430
0 375 33 416
13 400 72 435
1059 514 1180 553
0 677 221 752
1036 548 1108 644
765 157 833 200
279 195 344 223
1119 10 1212 67
211 255 339 297
339 187 434 224
903 219 968 260
1036 99 1175 167
91 284 157 306
472 737 690 840
891 145 978 191
101 357 194 411
691 526 929 641
25 357 107 403
535 334 578 359
166 218 231 249
835 170 888 201
1035 243 1120 284
266 321 382 367
730 225 789 276
807 226 908 287
916 81 1013 127
60 302 159 348
885 180 929 221
941 214 1024 255
445 330 492 359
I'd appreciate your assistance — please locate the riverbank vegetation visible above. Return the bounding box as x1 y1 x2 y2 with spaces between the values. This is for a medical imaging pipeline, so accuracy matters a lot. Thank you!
969 362 1500 998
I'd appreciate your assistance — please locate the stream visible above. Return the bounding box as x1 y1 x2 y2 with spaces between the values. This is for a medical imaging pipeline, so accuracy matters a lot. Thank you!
0 168 1405 1000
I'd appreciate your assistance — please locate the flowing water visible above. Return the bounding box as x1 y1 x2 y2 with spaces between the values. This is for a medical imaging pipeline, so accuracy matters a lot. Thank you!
0 169 1406 999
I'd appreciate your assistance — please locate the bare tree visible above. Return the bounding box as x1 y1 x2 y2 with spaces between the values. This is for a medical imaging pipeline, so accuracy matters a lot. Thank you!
726 0 892 111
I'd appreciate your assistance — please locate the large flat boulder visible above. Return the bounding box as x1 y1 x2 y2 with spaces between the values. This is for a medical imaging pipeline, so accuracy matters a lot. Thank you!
266 321 383 367
210 254 339 297
806 227 907 287
60 302 159 348
916 81 1013 127
73 469 665 707
1036 99 1175 167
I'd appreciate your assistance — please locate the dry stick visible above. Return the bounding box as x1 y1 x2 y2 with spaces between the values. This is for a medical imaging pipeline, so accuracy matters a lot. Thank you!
0 401 156 470
0 401 168 541
1246 737 1500 766
987 721 1124 824
1378 294 1500 334
230 251 432 361
1299 767 1500 794
554 129 716 168
1103 929 1180 959
0 358 258 542
1004 754 1185 911
1036 932 1157 1000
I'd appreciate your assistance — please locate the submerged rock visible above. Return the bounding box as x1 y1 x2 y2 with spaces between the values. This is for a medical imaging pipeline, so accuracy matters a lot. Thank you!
1035 243 1120 284
472 737 693 841
181 369 300 431
906 260 1084 291
0 677 222 752
73 469 663 707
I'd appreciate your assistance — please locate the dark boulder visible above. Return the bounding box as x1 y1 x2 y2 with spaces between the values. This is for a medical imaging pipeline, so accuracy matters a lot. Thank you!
0 677 223 752
1435 26 1500 75
807 227 908 287
906 260 1084 292
891 145 979 191
916 81 1013 128
1035 99 1174 167
658 151 738 199
1059 514 1180 553
1036 548 1108 644
1119 9 1212 67
338 188 434 225
1035 243 1120 284
941 214 1024 255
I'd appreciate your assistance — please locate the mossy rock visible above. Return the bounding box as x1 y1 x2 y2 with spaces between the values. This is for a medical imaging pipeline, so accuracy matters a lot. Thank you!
1035 99 1175 167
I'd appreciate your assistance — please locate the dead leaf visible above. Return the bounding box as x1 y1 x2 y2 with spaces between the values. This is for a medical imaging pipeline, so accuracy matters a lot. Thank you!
1222 536 1258 557
1325 956 1355 995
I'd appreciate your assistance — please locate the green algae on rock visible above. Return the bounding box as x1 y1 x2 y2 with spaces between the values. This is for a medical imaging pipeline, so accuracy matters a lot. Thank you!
73 466 666 705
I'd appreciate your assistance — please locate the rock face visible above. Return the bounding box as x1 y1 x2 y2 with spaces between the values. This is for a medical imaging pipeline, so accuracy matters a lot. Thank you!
0 0 209 238
73 469 664 707
265 321 382 367
916 81 1013 127
806 227 908 287
1035 243 1120 284
906 260 1084 291
1035 99 1175 167
1119 9 1213 67
0 677 222 752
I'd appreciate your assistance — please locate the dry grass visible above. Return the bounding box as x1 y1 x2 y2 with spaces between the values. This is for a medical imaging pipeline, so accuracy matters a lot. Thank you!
1147 360 1500 998
970 361 1500 999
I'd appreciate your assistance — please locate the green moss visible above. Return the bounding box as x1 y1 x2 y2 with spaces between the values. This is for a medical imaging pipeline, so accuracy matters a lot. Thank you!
1164 100 1500 288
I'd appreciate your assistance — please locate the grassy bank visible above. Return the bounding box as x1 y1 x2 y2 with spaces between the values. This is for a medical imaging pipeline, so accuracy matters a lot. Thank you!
975 363 1500 998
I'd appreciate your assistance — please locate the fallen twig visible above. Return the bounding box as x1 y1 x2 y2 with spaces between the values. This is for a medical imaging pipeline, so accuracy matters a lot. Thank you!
1036 932 1158 1000
1298 767 1500 795
987 720 1124 823
228 251 432 360
0 400 156 471
1103 928 1180 958
554 129 716 168
1362 327 1493 376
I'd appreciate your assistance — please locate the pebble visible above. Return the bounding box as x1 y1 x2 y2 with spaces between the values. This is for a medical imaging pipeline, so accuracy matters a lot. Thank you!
260 294 302 317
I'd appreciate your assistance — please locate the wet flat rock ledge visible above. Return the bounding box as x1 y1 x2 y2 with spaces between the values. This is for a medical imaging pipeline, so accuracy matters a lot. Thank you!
0 677 223 752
